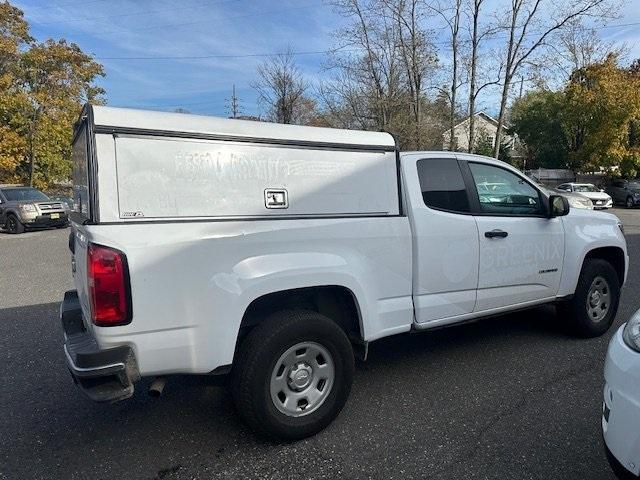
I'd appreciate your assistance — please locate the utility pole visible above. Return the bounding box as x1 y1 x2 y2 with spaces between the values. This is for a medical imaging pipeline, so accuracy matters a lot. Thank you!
518 76 524 99
226 84 241 119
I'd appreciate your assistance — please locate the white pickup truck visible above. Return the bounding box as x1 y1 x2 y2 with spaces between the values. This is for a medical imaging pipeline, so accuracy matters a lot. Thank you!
62 105 628 440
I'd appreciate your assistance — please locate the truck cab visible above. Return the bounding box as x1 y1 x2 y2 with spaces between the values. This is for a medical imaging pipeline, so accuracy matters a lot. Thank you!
401 152 625 328
60 105 627 441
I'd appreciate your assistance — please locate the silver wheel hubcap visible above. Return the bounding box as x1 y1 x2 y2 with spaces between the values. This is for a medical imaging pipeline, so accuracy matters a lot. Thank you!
586 276 610 322
270 341 334 417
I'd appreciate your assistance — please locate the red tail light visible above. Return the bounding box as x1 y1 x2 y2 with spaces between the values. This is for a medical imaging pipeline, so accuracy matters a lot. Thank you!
87 243 131 326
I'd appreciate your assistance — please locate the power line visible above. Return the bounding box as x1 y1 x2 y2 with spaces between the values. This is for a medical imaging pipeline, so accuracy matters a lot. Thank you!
88 20 640 61
32 0 239 27
40 2 321 38
97 49 348 60
30 0 117 10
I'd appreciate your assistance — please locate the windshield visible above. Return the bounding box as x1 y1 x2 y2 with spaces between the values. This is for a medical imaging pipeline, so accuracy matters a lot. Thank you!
573 184 599 193
629 182 640 192
1 188 50 202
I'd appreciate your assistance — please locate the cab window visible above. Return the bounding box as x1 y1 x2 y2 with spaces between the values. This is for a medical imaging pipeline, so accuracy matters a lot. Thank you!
469 163 542 216
416 159 470 213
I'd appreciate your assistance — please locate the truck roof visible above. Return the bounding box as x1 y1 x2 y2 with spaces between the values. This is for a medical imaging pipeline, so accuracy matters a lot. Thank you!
88 105 396 150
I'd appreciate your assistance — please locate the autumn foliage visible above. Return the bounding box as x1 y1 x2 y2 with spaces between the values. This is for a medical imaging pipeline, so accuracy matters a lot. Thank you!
512 55 640 175
0 1 104 190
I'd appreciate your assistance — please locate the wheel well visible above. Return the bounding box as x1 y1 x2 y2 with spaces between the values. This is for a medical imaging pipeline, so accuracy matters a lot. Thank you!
235 286 363 357
584 247 625 285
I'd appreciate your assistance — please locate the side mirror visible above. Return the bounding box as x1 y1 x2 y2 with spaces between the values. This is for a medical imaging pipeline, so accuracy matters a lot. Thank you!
549 195 570 218
600 189 605 192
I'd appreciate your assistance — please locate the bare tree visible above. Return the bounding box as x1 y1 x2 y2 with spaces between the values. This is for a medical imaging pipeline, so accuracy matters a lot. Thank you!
384 0 437 148
539 19 627 86
323 0 404 133
492 0 612 158
226 84 242 119
252 49 308 124
465 0 502 153
427 0 464 151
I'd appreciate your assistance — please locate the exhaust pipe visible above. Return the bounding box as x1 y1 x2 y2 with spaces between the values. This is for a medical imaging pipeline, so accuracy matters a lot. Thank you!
148 376 167 397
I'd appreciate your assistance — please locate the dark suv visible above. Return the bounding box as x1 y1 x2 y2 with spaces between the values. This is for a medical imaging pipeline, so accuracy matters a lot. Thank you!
0 185 69 233
605 179 640 208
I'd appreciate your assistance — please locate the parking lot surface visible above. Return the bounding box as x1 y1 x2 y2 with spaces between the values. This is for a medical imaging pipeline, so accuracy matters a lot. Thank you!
1 209 637 480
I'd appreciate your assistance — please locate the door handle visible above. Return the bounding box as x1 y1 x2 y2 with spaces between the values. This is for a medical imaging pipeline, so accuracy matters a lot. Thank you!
485 229 508 239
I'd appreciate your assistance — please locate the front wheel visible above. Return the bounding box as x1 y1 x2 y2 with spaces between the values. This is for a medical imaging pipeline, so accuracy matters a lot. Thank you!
557 258 620 337
232 310 354 441
5 213 25 234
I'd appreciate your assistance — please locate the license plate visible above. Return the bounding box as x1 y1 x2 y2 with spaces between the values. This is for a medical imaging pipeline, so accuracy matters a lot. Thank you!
50 213 60 219
596 201 603 205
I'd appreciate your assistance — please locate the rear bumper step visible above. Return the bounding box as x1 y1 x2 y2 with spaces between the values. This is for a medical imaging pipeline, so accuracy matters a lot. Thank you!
61 290 139 402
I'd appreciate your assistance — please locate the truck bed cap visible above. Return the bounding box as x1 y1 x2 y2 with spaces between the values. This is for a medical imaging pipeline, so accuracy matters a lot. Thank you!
89 105 396 150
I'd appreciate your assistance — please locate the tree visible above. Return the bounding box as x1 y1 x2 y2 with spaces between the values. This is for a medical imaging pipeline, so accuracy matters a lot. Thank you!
20 39 105 187
473 128 493 156
384 0 437 148
426 0 464 151
320 0 443 149
562 55 640 174
552 20 624 82
252 49 309 124
324 0 405 133
0 1 105 189
466 0 501 153
492 0 611 159
0 1 31 75
0 1 30 182
511 89 569 168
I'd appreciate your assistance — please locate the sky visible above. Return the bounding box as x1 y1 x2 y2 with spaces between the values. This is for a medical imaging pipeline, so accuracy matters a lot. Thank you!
12 0 640 119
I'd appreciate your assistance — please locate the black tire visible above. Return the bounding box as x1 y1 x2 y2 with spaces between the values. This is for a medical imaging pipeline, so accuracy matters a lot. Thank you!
5 213 25 234
626 196 634 208
232 309 354 441
557 258 620 338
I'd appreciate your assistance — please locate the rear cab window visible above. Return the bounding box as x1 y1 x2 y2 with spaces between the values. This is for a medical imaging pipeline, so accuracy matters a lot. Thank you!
416 159 470 213
72 123 91 219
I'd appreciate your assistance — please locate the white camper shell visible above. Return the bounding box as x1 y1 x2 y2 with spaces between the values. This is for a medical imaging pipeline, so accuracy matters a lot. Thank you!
72 105 401 223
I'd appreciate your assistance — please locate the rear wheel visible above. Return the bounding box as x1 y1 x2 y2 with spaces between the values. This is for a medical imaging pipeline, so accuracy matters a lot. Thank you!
232 309 354 441
557 258 620 337
5 214 25 234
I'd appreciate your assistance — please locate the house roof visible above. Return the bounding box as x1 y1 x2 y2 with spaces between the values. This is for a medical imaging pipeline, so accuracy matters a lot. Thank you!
451 112 499 130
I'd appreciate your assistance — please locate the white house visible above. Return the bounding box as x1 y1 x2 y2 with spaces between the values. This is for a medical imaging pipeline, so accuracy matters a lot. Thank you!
442 112 514 152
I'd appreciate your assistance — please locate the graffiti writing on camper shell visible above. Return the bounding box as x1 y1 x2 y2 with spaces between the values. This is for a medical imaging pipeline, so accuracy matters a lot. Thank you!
173 149 356 183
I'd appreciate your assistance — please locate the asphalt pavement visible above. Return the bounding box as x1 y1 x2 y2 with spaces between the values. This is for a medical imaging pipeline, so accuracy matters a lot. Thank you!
1 209 638 480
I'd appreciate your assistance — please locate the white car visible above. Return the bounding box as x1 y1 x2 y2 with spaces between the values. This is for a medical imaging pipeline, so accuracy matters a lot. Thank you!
557 183 613 209
61 105 628 440
603 311 640 479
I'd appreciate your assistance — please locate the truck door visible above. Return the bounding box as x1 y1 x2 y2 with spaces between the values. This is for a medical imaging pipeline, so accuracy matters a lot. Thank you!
463 161 564 311
403 156 480 325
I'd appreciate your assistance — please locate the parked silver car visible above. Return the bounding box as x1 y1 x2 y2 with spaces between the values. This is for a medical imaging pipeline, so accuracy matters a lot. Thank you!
0 185 69 234
605 179 640 208
556 183 613 209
